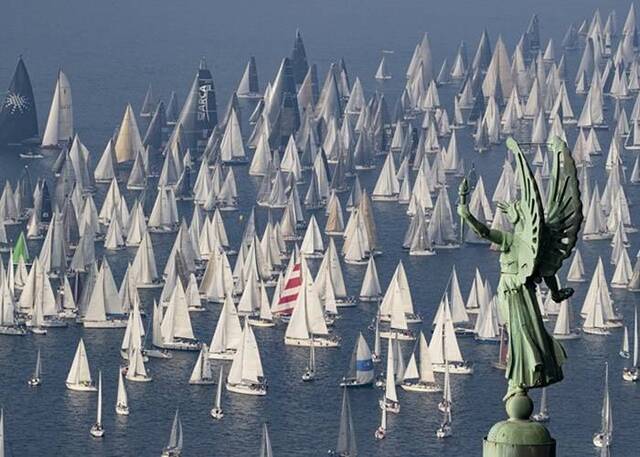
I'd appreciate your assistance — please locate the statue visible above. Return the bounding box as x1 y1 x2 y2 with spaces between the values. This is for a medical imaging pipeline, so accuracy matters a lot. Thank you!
458 137 583 457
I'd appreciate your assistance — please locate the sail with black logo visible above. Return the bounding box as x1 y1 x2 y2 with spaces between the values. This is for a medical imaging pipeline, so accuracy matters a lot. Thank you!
173 58 218 153
0 57 38 145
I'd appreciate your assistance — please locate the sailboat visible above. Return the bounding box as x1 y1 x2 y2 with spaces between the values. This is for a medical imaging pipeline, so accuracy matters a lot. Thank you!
189 344 215 385
622 306 639 382
116 369 129 415
435 362 452 438
401 332 441 392
330 388 358 456
371 312 382 363
27 348 42 386
374 402 387 440
340 333 374 387
125 347 152 382
491 325 509 370
0 57 38 145
90 371 105 438
145 301 173 359
259 423 273 457
379 337 400 414
593 363 612 448
162 409 184 457
41 70 73 149
284 259 340 347
226 320 267 396
208 293 242 359
620 326 630 358
210 367 224 420
552 300 580 340
532 387 550 422
429 303 473 374
158 281 200 351
66 339 97 391
302 342 316 382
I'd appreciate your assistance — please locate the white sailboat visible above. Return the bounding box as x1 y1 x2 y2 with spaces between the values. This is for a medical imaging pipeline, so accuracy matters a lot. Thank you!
340 333 374 387
41 70 73 149
429 303 473 374
89 371 105 438
593 363 612 448
189 344 215 385
116 369 129 415
302 341 316 382
552 300 580 340
126 347 152 382
622 306 639 382
374 401 387 440
210 366 224 420
162 409 184 457
226 320 267 396
371 312 382 363
435 362 452 438
620 326 630 358
379 337 400 413
532 387 550 422
159 280 200 351
402 332 441 392
358 256 382 302
208 293 242 359
66 339 97 391
82 258 128 328
259 423 273 457
27 349 42 386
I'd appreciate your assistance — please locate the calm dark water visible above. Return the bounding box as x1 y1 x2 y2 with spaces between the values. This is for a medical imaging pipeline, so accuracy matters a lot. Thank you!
0 0 639 456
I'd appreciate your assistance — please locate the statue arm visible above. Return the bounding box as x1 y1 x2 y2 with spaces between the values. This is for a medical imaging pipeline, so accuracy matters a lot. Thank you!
457 204 505 245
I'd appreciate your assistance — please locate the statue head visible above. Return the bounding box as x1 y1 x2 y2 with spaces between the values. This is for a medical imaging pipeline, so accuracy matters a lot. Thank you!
497 201 520 225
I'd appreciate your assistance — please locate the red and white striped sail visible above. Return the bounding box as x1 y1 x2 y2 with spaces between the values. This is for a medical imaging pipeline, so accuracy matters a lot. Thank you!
272 249 301 315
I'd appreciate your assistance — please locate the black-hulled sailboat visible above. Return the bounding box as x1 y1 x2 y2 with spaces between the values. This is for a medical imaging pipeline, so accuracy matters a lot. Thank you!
0 57 38 146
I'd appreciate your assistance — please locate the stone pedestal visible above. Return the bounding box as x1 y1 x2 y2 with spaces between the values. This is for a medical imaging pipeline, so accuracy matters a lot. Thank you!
483 390 556 457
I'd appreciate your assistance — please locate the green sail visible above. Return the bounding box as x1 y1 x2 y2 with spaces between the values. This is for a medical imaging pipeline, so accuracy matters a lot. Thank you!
12 231 29 265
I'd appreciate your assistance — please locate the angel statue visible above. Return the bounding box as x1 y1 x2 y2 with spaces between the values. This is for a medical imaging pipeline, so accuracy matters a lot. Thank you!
457 136 583 402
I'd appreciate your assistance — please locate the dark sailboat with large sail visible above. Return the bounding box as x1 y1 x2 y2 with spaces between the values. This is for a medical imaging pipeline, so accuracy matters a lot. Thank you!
0 57 38 145
173 58 218 155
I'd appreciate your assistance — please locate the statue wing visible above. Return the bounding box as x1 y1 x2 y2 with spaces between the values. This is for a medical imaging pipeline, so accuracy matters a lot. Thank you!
537 136 584 277
506 138 544 285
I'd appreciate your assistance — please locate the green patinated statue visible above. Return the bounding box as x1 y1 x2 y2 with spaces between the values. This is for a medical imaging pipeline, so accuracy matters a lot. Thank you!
458 136 583 405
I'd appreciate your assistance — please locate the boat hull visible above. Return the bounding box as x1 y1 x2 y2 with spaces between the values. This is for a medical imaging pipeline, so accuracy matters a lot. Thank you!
401 382 442 393
284 337 340 348
432 363 474 375
66 382 97 392
226 382 266 396
83 320 128 329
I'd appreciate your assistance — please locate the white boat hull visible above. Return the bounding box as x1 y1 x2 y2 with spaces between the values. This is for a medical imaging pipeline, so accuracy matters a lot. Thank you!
126 374 152 382
226 382 266 396
208 350 237 360
83 319 128 328
66 381 97 392
432 363 474 375
284 336 340 347
116 404 130 416
553 331 581 340
380 330 415 341
247 318 275 328
401 382 442 393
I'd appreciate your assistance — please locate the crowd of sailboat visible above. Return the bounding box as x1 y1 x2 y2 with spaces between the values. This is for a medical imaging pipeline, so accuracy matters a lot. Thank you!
0 3 640 455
